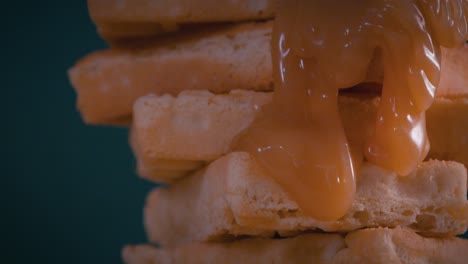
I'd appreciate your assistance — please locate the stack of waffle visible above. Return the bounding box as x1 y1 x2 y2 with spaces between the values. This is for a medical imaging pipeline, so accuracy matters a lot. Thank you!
69 1 468 263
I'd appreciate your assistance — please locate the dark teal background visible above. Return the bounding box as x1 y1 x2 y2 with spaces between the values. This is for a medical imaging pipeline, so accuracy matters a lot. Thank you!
5 1 154 263
4 1 467 263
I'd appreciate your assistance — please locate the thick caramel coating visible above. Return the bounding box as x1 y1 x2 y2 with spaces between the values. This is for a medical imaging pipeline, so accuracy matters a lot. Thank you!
237 0 467 221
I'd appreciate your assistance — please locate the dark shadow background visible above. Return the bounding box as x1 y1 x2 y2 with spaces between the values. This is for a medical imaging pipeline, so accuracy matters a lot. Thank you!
3 1 467 263
5 1 154 263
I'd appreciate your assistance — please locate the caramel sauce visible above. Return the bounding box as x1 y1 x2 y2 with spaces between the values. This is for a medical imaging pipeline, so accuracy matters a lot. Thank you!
236 0 467 221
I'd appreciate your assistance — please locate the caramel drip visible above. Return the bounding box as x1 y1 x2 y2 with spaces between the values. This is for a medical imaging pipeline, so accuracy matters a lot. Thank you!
236 0 467 221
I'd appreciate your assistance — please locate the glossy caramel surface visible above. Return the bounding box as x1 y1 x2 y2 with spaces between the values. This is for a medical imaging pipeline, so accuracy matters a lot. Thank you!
236 0 467 221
